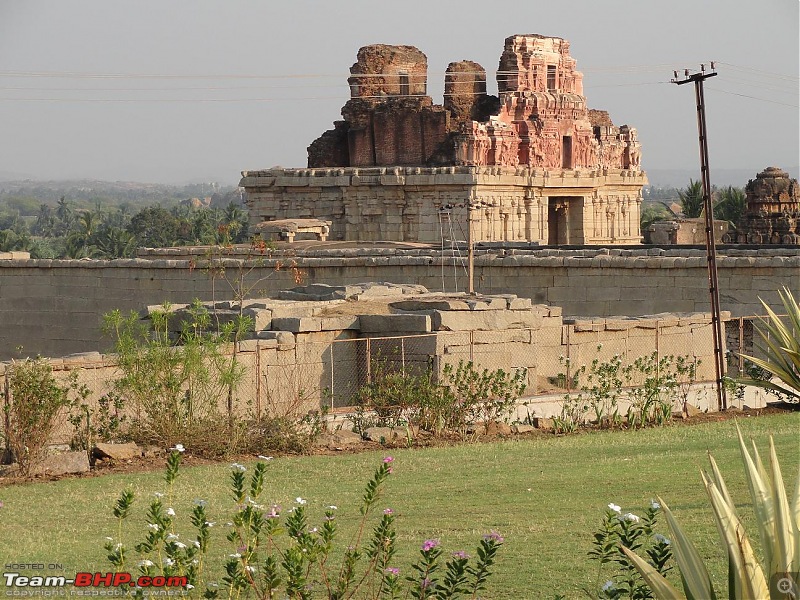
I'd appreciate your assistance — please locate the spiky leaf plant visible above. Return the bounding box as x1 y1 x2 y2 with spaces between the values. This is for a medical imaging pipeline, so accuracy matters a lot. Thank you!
623 426 799 600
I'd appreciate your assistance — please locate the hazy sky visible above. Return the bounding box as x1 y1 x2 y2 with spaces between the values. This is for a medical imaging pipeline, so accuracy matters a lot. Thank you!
0 0 797 185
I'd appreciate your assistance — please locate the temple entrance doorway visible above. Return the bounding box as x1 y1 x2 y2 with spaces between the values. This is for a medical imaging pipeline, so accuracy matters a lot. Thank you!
547 197 584 245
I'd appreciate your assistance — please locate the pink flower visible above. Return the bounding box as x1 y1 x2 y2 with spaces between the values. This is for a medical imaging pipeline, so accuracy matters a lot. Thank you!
383 508 394 515
422 539 440 552
383 456 394 463
452 551 469 559
483 530 504 543
384 567 400 576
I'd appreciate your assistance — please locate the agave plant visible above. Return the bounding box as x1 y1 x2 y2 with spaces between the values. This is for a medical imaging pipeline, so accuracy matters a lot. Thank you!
622 426 799 599
738 286 800 402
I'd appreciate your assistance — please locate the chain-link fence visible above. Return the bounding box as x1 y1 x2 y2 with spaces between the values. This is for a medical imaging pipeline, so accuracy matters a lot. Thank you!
4 313 761 448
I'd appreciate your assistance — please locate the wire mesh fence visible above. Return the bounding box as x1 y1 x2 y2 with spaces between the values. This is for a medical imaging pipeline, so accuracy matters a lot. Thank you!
1 313 778 446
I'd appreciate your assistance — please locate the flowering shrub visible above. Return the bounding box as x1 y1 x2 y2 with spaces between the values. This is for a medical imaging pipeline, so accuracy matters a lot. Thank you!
586 501 673 599
104 450 504 599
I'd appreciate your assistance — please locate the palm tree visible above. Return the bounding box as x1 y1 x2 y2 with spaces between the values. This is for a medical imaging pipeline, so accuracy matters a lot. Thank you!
678 180 704 218
714 185 747 225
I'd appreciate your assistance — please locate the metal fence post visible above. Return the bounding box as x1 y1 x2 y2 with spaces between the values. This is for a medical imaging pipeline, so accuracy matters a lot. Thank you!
565 324 572 392
401 337 406 371
255 345 262 418
330 343 335 410
366 337 372 384
738 317 744 376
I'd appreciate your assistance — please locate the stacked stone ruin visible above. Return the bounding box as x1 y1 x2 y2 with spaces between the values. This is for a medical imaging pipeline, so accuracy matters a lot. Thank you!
725 167 800 245
242 34 646 246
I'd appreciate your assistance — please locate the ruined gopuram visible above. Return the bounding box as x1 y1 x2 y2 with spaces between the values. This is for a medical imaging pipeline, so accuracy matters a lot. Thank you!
725 167 800 245
242 35 647 245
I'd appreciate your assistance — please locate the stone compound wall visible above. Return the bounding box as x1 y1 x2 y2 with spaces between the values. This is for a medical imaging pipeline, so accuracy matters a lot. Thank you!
0 246 796 360
0 288 727 446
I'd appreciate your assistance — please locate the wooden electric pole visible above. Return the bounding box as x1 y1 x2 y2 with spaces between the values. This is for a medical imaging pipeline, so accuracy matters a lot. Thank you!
672 64 727 411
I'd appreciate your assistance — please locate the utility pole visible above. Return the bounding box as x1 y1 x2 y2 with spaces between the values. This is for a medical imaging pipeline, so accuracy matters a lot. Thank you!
672 64 727 411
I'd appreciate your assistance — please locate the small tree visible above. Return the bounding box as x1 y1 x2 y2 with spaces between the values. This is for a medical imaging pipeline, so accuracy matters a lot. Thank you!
3 358 85 475
715 185 747 225
677 180 704 218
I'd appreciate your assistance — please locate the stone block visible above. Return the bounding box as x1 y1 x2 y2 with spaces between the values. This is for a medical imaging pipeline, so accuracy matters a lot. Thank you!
271 317 323 333
31 451 90 476
363 427 396 442
431 309 539 331
244 308 272 331
390 298 471 311
320 316 360 330
93 442 141 461
359 314 432 333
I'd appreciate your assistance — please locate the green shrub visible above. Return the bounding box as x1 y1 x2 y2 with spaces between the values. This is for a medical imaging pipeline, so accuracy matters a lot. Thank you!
3 357 87 474
103 300 250 455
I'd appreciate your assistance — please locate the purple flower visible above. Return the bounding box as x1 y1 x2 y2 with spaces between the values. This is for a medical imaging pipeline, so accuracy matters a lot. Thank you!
384 567 400 576
383 508 394 515
483 530 504 543
452 551 470 559
421 577 432 589
422 539 440 552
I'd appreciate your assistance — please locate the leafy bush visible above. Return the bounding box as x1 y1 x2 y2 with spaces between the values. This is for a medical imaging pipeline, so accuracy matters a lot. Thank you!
103 300 251 455
587 502 673 599
553 350 700 433
352 360 527 439
3 358 88 474
105 452 505 599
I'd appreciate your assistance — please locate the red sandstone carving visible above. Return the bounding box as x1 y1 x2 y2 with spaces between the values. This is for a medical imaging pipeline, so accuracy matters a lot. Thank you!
308 34 642 172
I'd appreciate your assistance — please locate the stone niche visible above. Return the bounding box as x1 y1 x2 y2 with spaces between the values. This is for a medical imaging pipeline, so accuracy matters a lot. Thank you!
246 33 647 245
725 167 800 245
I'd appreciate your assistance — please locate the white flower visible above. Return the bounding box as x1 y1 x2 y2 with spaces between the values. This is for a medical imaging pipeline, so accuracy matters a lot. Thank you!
231 463 246 472
163 558 175 567
185 584 194 590
650 499 661 510
193 541 201 548
327 505 338 510
137 560 154 568
621 512 640 523
257 455 274 461
153 492 164 499
105 537 114 541
229 553 242 559
607 503 621 513
193 498 207 507
295 497 307 505
310 527 318 533
654 533 671 545
165 507 176 517
170 444 185 453
602 580 616 592
166 533 179 542
114 543 123 550
147 523 160 531
174 541 187 549
245 566 256 573
205 521 216 527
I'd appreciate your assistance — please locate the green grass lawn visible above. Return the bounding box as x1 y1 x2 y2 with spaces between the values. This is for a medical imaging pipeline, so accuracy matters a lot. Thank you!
1 413 798 598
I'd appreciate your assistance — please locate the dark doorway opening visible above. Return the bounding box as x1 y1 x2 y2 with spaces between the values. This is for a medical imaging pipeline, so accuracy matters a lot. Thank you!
562 136 573 169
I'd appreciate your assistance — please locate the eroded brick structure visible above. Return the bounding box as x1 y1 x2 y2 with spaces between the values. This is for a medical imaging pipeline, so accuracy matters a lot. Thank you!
726 167 800 244
244 34 646 245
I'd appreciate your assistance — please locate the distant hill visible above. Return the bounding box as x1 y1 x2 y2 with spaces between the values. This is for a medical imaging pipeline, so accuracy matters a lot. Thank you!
645 167 800 188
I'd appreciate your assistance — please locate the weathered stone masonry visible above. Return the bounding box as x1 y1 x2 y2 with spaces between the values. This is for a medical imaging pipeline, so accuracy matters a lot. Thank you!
243 34 646 246
0 247 796 360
